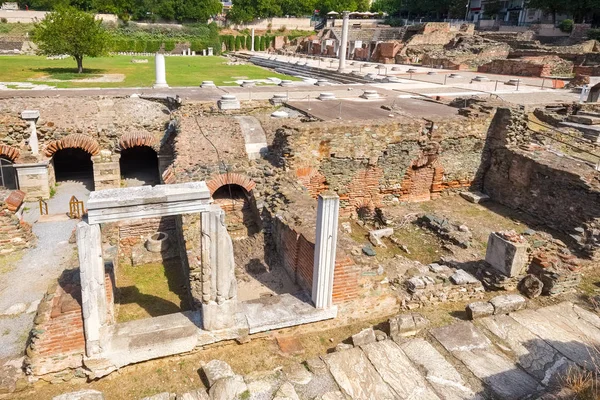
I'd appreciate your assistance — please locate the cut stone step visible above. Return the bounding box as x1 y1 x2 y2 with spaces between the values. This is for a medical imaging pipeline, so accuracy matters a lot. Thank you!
568 114 600 125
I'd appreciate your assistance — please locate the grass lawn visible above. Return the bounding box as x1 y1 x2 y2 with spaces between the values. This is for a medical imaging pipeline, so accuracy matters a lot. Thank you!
115 259 191 323
0 55 296 88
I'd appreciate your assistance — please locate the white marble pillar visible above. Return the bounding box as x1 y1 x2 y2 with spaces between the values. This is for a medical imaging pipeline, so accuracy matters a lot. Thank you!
77 221 107 356
208 47 213 56
201 208 237 330
251 28 255 52
153 53 169 89
312 192 340 309
21 110 40 155
338 11 350 72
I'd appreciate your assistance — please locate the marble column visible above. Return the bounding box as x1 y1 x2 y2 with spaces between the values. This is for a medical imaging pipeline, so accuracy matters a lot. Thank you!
312 192 340 309
338 11 350 72
200 208 237 330
153 53 169 89
251 28 255 52
77 221 107 356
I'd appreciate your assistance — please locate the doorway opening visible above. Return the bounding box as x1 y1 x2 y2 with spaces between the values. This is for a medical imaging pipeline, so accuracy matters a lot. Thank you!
52 148 94 189
119 146 160 187
0 157 17 190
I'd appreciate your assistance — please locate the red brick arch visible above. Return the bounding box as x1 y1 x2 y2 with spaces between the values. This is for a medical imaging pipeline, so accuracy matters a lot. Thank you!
0 144 20 162
118 132 158 151
206 173 256 195
44 134 100 157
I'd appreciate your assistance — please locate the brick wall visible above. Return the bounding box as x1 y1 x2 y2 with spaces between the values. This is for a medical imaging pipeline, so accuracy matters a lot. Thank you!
27 270 114 378
272 217 359 303
0 200 35 254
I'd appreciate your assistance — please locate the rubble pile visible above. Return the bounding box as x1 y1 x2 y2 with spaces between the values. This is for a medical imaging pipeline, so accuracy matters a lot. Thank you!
418 214 472 249
403 261 485 309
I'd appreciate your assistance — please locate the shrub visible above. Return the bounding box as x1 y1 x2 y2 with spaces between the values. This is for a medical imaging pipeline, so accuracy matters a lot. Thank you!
278 25 287 32
559 19 574 33
235 35 243 50
1 17 7 23
588 29 600 40
267 22 272 33
255 36 261 51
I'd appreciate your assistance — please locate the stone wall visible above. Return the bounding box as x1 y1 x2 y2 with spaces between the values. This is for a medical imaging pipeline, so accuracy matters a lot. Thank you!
477 56 573 77
477 108 600 258
274 113 493 215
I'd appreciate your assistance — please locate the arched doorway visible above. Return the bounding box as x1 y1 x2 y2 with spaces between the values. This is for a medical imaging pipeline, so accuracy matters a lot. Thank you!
119 146 160 187
212 184 259 239
0 157 17 190
53 148 94 187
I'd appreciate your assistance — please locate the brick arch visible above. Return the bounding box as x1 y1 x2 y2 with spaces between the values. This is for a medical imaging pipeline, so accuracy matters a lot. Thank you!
118 132 158 151
206 173 256 195
0 144 20 162
44 134 100 157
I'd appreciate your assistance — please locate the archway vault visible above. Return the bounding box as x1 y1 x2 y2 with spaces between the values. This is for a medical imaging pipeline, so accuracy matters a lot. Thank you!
0 144 20 162
118 132 159 151
44 134 100 157
206 173 256 195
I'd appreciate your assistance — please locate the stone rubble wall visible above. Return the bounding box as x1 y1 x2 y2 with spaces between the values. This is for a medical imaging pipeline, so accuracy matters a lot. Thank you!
477 108 600 259
0 97 170 163
477 56 574 77
274 114 493 216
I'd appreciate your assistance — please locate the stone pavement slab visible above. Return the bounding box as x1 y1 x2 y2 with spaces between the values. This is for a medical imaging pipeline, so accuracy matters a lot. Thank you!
322 347 396 400
534 303 600 346
479 314 575 386
510 309 600 370
400 338 483 400
299 358 343 400
431 321 540 400
361 340 440 399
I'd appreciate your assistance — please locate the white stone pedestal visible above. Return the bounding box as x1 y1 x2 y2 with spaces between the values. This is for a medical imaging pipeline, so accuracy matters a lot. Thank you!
218 95 240 110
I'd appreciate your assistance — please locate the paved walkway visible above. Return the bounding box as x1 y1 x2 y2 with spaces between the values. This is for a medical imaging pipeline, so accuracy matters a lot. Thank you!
0 181 89 360
200 301 600 400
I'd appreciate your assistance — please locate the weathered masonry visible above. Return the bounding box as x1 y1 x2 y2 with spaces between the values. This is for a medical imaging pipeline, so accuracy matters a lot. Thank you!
64 183 340 377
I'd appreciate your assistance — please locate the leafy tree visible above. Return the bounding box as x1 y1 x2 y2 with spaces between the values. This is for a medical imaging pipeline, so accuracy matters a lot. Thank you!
483 0 503 19
32 6 108 73
526 0 567 24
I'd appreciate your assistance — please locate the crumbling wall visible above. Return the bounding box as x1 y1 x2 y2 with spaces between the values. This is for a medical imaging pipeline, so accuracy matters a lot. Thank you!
0 195 35 254
477 108 600 258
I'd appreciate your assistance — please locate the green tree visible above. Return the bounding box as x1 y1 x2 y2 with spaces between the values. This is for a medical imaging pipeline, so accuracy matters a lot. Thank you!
526 0 567 24
32 6 108 73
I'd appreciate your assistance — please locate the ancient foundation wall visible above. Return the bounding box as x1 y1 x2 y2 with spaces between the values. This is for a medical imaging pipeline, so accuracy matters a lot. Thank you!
276 115 492 215
0 199 35 254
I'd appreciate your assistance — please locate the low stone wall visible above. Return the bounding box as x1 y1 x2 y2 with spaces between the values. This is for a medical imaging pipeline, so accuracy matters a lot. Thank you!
477 56 573 77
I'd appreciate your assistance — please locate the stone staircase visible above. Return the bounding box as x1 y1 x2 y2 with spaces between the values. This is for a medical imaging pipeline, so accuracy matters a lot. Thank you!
249 56 372 84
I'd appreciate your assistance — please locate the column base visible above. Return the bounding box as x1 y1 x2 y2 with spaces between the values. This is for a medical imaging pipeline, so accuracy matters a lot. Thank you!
202 299 237 331
153 83 169 89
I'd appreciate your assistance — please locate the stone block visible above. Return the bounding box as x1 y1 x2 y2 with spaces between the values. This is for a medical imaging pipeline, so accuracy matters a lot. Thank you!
489 294 526 315
178 390 210 400
208 375 247 400
202 299 237 331
460 191 490 203
518 274 543 298
450 269 479 285
203 360 235 388
485 232 529 277
389 313 429 338
52 390 105 400
352 327 376 346
217 95 240 110
466 301 494 320
335 343 354 352
21 110 40 120
368 228 393 248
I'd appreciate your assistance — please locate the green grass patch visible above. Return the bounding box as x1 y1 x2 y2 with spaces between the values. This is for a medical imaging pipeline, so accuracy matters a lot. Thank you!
0 55 297 88
115 259 191 323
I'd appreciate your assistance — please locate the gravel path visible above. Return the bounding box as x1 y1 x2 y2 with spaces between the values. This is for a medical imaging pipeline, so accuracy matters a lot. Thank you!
0 181 89 360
